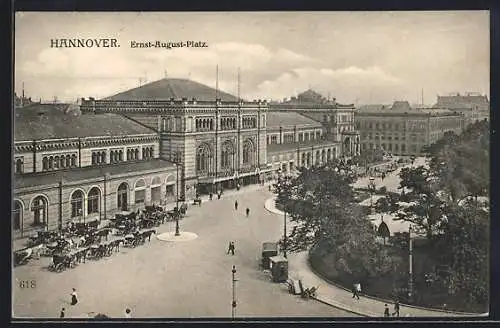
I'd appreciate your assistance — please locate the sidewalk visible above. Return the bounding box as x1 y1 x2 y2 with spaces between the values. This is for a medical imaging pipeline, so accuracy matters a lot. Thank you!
263 197 483 318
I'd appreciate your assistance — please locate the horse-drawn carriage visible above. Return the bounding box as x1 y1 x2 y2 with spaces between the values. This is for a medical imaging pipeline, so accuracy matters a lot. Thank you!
49 253 77 272
14 247 36 266
27 231 58 247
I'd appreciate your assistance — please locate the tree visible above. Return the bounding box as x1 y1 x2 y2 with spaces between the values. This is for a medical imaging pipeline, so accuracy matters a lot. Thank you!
427 120 490 204
395 166 448 238
431 200 489 308
274 164 400 282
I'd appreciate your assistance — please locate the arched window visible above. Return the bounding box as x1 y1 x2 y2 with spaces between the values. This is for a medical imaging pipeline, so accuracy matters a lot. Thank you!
49 156 54 169
101 151 106 163
60 156 65 168
71 154 77 167
119 150 123 161
66 155 71 167
135 148 139 160
242 139 254 165
151 176 162 203
321 149 326 163
71 190 84 218
126 149 131 160
42 157 49 171
315 150 320 165
15 158 23 173
13 200 22 231
134 179 146 204
149 147 154 158
117 182 128 211
196 144 212 173
54 156 60 169
92 153 97 165
221 140 235 169
31 196 47 226
87 187 100 214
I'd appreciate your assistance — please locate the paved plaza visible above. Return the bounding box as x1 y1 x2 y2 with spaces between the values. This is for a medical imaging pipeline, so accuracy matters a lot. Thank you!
13 186 355 319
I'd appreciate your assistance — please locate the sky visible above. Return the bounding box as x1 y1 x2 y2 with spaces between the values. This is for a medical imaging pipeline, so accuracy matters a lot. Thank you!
15 11 489 105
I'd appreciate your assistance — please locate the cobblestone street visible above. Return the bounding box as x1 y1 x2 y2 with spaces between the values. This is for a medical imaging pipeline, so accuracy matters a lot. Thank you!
13 187 356 319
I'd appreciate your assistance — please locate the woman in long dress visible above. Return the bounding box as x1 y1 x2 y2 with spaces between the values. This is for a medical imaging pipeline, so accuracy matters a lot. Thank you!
70 288 78 305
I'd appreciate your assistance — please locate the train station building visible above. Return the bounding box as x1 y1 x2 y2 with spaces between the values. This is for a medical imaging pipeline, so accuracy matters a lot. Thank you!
13 78 360 238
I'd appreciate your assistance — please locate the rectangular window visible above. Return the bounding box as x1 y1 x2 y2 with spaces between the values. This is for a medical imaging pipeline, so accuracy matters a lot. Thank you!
176 117 182 132
87 196 99 214
135 190 146 204
316 131 321 140
299 133 304 142
166 185 174 197
271 135 278 144
151 186 161 203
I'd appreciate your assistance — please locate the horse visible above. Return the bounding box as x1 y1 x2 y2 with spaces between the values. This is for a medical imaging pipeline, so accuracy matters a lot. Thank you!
142 229 156 242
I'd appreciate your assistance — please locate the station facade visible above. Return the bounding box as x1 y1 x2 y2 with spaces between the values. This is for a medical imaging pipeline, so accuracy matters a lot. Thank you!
14 79 359 238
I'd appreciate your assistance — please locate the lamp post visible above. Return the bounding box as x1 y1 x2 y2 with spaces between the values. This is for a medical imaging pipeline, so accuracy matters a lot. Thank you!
174 163 180 236
369 177 376 208
277 169 287 258
231 265 237 320
408 224 414 303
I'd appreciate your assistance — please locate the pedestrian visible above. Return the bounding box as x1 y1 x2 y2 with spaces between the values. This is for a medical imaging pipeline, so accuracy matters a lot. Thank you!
230 241 235 255
352 283 360 300
60 307 65 318
384 304 390 317
70 288 78 305
234 200 238 210
124 308 132 318
217 192 221 200
246 208 250 217
209 192 213 201
227 241 233 255
393 299 400 317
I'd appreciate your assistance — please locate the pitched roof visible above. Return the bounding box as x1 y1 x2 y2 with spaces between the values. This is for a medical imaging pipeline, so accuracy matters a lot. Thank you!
357 104 389 112
15 104 156 141
391 101 412 112
103 78 239 102
266 112 323 128
435 94 489 110
14 159 175 189
297 89 328 103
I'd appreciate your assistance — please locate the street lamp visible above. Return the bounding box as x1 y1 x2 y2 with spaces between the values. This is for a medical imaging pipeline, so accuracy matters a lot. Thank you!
174 162 180 236
369 177 376 208
276 173 287 258
231 265 238 320
408 225 414 303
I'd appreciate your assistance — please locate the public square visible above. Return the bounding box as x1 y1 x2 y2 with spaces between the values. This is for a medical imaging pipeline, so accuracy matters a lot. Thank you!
13 187 355 318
